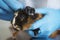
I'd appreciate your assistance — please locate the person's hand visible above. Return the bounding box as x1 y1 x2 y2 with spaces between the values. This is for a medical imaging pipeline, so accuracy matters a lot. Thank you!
0 0 24 21
28 8 60 37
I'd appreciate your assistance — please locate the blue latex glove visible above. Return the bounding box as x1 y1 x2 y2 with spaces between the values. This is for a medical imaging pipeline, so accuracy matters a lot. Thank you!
28 8 60 38
0 0 24 21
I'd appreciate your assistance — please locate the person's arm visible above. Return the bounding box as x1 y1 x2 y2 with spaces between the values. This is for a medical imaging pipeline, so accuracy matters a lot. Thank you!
0 0 24 21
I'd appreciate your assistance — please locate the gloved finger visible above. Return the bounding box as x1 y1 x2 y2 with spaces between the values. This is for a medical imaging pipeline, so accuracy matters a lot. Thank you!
29 16 59 37
0 0 13 13
0 12 14 21
35 8 48 14
0 8 8 14
3 0 25 11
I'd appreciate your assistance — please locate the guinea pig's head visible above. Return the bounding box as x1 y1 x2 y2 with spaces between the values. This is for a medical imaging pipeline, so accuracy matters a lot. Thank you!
24 6 39 20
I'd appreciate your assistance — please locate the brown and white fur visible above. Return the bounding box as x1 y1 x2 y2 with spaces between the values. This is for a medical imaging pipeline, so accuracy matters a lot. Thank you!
9 6 45 40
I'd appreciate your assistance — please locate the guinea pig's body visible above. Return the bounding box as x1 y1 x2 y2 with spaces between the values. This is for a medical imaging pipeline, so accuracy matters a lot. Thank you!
9 6 44 40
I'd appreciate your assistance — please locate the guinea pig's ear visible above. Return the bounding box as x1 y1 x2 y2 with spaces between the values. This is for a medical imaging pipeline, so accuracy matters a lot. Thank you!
25 6 31 9
25 6 35 11
24 6 32 12
24 6 29 13
24 6 35 15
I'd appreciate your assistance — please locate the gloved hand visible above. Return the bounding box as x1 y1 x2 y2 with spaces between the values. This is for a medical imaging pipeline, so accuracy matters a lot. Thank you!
0 0 24 21
28 8 60 38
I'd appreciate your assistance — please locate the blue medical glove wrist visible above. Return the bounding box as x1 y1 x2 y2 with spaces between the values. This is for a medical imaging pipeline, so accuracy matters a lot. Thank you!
0 0 24 21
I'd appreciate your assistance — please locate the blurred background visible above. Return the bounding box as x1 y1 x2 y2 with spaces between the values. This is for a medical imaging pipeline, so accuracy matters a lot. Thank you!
18 0 60 9
0 0 60 40
0 20 11 40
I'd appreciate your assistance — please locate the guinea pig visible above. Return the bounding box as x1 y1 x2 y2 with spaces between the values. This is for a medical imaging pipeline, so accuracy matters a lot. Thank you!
9 6 45 40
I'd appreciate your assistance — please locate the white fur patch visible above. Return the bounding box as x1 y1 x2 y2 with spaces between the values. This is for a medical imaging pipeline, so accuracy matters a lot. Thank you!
12 17 15 25
15 12 18 17
12 12 18 26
